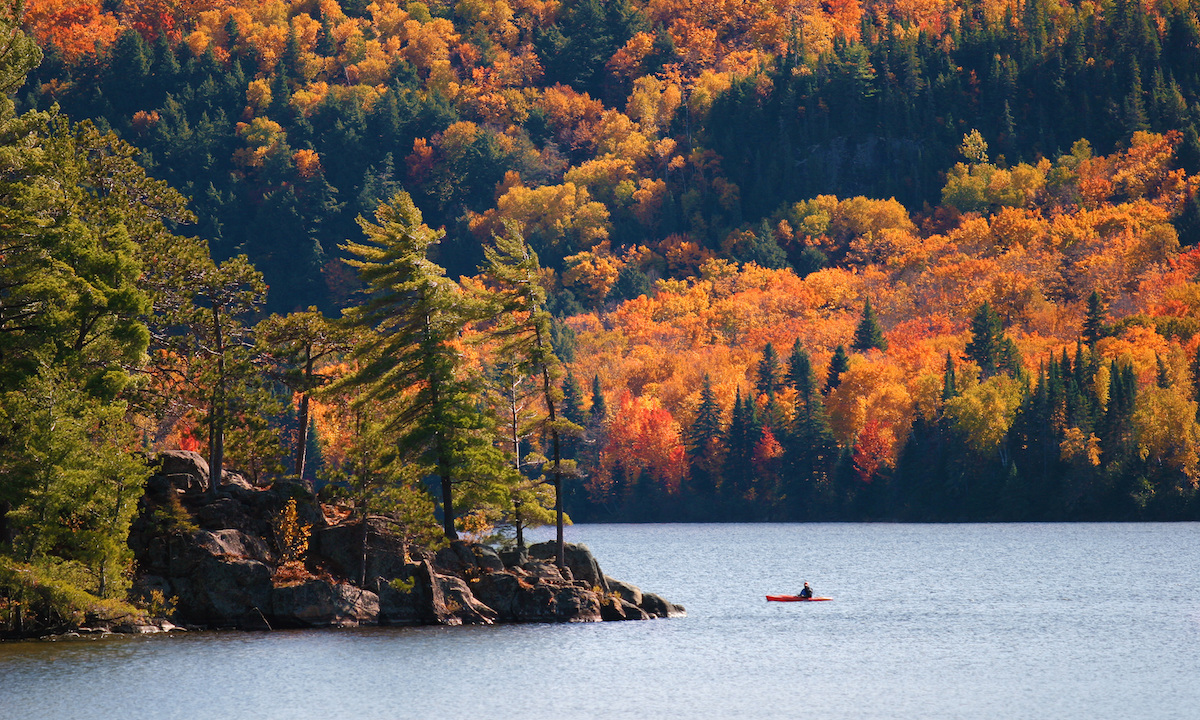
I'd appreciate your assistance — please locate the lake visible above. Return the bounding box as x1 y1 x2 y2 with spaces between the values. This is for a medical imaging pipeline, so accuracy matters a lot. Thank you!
2 523 1198 719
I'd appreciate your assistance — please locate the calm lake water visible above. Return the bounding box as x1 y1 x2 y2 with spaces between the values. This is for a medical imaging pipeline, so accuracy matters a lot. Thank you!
2 523 1199 719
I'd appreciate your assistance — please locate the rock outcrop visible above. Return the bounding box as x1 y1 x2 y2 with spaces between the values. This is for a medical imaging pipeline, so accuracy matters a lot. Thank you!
129 451 685 631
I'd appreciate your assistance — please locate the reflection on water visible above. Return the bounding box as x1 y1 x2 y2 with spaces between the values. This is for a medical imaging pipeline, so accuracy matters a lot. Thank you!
3 523 1199 719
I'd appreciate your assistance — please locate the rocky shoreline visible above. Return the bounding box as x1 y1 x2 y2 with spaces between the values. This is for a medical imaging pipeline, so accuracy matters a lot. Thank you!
97 451 684 634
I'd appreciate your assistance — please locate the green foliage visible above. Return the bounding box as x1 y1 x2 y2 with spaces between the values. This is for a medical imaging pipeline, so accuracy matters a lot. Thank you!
1 557 142 635
1 373 150 598
965 302 1023 380
945 375 1025 458
388 576 416 594
146 493 199 536
339 191 505 539
825 345 850 392
755 342 781 398
851 299 888 353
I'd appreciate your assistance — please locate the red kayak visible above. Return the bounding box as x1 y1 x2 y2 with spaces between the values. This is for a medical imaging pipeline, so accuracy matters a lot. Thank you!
766 595 832 602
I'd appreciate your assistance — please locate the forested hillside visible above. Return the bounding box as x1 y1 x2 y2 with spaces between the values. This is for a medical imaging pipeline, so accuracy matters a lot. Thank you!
20 0 1200 311
5 0 1200 630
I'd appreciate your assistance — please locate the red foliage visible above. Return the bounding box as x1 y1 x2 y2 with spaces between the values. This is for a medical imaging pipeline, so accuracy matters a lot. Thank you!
852 418 888 484
592 391 687 498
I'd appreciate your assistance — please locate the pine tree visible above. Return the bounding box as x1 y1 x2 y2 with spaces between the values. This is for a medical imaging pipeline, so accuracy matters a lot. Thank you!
721 388 761 511
785 352 838 518
826 345 850 392
687 374 724 454
756 342 782 398
479 223 581 566
338 192 504 539
256 309 354 488
786 340 815 399
561 371 586 426
686 374 724 501
1083 291 1107 346
943 351 958 400
589 374 607 426
965 302 1022 379
852 298 888 352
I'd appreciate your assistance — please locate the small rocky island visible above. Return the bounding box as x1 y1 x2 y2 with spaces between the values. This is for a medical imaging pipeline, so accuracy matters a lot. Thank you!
124 451 684 631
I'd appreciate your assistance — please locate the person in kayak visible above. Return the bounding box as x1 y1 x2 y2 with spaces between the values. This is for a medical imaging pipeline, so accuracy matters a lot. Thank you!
799 582 813 599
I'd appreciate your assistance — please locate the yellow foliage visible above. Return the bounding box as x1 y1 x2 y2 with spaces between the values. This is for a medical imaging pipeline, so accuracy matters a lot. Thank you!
273 499 311 565
1060 427 1102 466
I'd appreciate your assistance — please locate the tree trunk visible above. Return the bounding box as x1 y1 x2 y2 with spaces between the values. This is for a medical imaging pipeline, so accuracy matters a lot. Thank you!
440 469 456 539
209 305 225 497
534 325 565 569
296 348 313 488
359 514 369 587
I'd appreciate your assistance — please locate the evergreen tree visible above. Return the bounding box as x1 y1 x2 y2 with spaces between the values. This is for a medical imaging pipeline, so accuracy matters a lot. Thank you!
943 352 958 400
685 374 725 505
256 308 354 487
1156 354 1171 389
561 371 586 426
786 340 816 399
965 302 1023 379
687 374 724 455
826 345 850 392
479 223 581 566
784 350 838 518
756 342 782 398
852 298 888 352
720 389 757 511
589 374 607 426
1083 291 1107 346
338 192 504 539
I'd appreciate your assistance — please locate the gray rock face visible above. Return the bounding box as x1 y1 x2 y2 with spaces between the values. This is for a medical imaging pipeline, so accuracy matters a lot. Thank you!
313 518 414 585
378 559 442 625
438 575 497 625
600 595 650 621
605 577 643 608
183 557 273 627
472 544 505 572
271 581 379 627
195 529 275 564
470 572 601 623
528 542 608 592
147 450 210 496
520 560 565 581
639 591 687 618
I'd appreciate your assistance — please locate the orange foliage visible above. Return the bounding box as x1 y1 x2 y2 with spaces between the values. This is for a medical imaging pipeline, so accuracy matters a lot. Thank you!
591 391 687 499
25 0 122 59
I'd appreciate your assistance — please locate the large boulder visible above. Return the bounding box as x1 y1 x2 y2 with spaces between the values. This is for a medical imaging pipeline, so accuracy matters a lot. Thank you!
437 575 496 625
529 542 608 592
378 560 438 625
600 595 650 621
520 559 566 582
270 580 379 628
605 577 643 608
433 541 504 575
171 556 273 628
195 529 275 564
639 591 687 618
146 450 210 496
470 573 601 623
312 517 414 584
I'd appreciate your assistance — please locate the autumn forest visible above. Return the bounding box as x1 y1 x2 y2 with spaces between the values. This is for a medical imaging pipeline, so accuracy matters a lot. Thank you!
4 0 1200 611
